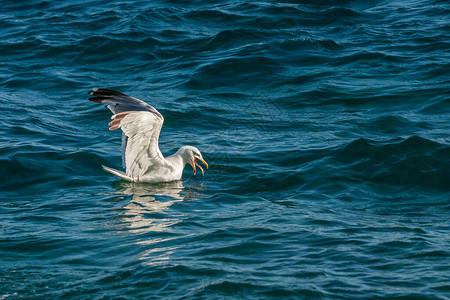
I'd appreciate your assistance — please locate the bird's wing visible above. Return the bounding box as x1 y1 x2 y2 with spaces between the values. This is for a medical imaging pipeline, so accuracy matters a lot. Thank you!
108 111 166 180
88 88 166 177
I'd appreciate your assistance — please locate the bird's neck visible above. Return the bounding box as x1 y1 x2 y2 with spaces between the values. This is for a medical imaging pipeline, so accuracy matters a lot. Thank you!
166 147 189 170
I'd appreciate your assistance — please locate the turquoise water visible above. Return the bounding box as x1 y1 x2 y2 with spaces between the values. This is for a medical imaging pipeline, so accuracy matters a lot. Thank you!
1 0 449 298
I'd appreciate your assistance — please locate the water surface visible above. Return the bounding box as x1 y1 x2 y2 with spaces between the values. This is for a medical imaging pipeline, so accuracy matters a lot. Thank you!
1 0 449 299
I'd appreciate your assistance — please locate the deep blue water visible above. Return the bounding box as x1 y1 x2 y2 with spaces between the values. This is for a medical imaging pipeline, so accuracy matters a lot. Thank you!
1 0 449 299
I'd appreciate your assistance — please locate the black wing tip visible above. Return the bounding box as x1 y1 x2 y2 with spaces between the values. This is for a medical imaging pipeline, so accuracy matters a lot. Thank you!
88 87 126 103
86 88 162 119
88 87 126 97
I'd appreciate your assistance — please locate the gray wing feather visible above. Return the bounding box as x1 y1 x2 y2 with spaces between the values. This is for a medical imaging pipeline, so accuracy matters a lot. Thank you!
117 111 165 179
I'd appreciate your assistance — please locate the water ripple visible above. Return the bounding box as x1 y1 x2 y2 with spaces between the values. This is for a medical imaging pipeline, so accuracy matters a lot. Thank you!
1 0 449 299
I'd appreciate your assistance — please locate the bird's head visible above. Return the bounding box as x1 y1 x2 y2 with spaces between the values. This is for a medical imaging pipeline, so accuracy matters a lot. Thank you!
180 146 208 175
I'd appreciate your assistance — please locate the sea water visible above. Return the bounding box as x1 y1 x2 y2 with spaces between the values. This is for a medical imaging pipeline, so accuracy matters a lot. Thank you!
0 1 449 298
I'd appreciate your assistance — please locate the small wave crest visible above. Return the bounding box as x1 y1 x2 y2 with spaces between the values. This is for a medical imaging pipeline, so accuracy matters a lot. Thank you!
336 136 449 191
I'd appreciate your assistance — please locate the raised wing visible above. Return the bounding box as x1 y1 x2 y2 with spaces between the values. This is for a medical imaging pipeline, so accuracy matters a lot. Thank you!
109 111 166 180
89 88 166 179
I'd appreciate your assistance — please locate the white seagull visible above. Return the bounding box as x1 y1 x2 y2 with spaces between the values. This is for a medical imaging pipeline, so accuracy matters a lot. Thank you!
89 88 208 183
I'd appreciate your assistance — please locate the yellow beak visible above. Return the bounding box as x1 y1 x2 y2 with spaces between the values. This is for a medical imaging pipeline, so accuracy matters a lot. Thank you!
199 158 208 169
193 157 208 175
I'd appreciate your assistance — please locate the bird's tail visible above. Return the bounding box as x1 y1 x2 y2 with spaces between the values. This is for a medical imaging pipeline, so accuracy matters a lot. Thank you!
102 165 133 182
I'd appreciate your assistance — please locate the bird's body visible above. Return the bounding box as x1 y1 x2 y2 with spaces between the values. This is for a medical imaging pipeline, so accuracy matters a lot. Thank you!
89 88 207 183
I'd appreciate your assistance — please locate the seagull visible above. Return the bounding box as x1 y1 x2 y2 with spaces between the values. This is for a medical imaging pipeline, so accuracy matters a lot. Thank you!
88 88 208 183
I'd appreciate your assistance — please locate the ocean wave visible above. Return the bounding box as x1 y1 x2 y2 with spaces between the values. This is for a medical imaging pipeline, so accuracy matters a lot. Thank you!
0 148 108 193
335 136 449 190
334 51 409 66
186 56 283 89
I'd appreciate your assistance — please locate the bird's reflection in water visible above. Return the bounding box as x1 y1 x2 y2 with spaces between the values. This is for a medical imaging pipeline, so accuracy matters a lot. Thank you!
110 180 205 265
